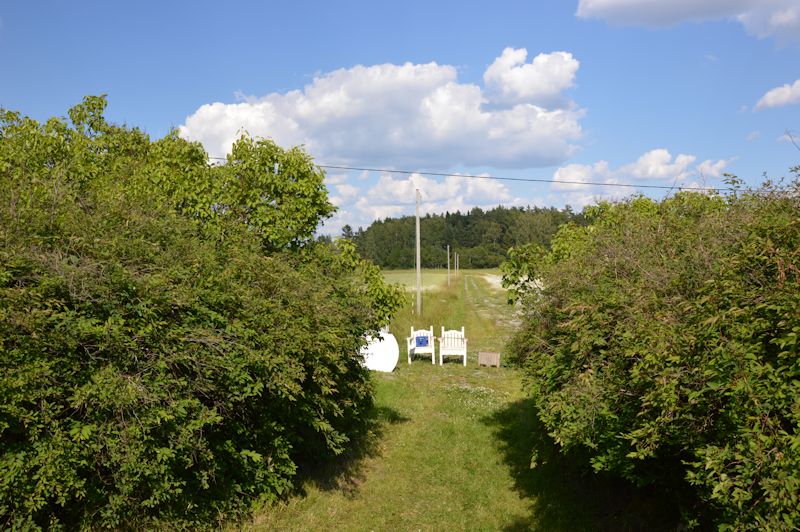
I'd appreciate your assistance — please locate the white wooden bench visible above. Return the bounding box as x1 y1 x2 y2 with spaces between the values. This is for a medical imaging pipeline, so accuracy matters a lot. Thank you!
406 326 435 364
438 326 467 366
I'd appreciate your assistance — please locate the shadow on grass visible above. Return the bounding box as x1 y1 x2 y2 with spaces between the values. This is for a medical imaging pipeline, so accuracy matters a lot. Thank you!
293 404 409 497
483 398 685 531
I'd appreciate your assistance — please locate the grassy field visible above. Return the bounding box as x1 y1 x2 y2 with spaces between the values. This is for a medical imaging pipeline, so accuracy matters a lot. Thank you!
384 269 513 355
246 271 678 531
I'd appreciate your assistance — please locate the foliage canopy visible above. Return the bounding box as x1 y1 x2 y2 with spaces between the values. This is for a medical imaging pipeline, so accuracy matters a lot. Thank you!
0 96 403 528
503 180 800 528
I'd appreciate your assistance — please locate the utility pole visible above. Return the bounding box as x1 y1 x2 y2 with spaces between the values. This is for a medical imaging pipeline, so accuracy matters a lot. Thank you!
447 245 451 288
415 189 422 316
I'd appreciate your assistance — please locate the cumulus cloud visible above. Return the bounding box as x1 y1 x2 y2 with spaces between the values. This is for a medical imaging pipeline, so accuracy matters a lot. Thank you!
329 183 361 206
755 79 800 110
576 0 800 44
737 3 800 43
179 49 583 169
483 48 579 106
622 148 696 180
324 173 349 186
548 148 729 208
356 172 518 220
696 158 729 177
321 148 730 233
552 161 613 190
319 170 528 234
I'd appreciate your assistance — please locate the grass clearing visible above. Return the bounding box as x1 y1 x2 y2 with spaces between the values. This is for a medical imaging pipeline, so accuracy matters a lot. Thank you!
250 364 527 531
385 269 514 354
246 271 680 530
381 269 451 292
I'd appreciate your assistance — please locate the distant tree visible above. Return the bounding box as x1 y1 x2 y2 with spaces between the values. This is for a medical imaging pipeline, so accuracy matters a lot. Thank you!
341 224 355 240
352 205 579 268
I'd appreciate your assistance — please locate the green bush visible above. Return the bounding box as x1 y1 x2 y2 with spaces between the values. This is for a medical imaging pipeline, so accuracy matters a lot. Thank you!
0 97 403 528
503 179 800 528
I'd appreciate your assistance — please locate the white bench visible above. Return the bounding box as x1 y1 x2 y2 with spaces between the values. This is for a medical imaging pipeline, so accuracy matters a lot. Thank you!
406 326 435 364
438 326 467 366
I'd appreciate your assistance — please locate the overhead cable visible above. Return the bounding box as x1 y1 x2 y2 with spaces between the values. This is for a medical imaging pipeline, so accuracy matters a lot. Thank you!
207 157 730 193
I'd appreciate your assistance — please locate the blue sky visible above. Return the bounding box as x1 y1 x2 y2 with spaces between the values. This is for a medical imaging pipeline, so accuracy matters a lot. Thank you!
2 0 799 233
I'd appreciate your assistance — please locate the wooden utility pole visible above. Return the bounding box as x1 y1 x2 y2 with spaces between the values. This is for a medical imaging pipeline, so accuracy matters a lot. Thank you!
447 244 451 288
415 189 422 316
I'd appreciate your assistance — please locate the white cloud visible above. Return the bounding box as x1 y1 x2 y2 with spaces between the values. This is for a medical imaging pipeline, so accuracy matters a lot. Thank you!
358 172 517 219
576 0 750 26
755 79 800 110
552 161 613 190
321 148 730 233
483 48 579 106
548 148 729 208
324 173 349 185
179 49 583 169
778 131 800 145
576 0 800 44
550 161 627 209
319 170 528 234
696 158 728 177
622 148 696 180
329 183 360 207
746 130 761 141
737 3 800 43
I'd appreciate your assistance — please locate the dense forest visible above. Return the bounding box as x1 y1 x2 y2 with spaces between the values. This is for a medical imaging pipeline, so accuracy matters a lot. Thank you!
346 205 581 269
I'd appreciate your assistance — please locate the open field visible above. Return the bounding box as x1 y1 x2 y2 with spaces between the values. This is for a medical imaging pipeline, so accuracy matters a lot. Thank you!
384 269 516 354
382 268 502 293
247 271 678 530
382 268 451 291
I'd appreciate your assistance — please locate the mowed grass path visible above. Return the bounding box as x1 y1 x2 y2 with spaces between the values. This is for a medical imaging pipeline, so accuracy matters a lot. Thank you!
248 271 676 531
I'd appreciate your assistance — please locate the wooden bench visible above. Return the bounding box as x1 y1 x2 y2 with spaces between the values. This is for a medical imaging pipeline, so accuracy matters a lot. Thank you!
406 326 435 364
438 326 467 366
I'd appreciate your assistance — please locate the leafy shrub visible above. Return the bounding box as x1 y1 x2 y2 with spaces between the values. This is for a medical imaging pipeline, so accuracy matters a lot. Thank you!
503 179 800 528
0 97 403 528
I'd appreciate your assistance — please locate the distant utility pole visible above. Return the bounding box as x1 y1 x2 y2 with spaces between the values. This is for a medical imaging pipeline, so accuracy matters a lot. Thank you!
415 189 422 316
447 244 451 288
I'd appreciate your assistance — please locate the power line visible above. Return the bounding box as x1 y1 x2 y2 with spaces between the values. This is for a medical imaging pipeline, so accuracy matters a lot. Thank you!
207 157 730 193
318 164 728 192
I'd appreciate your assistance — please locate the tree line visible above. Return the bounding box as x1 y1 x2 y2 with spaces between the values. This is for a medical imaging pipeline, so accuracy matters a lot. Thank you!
343 205 582 269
